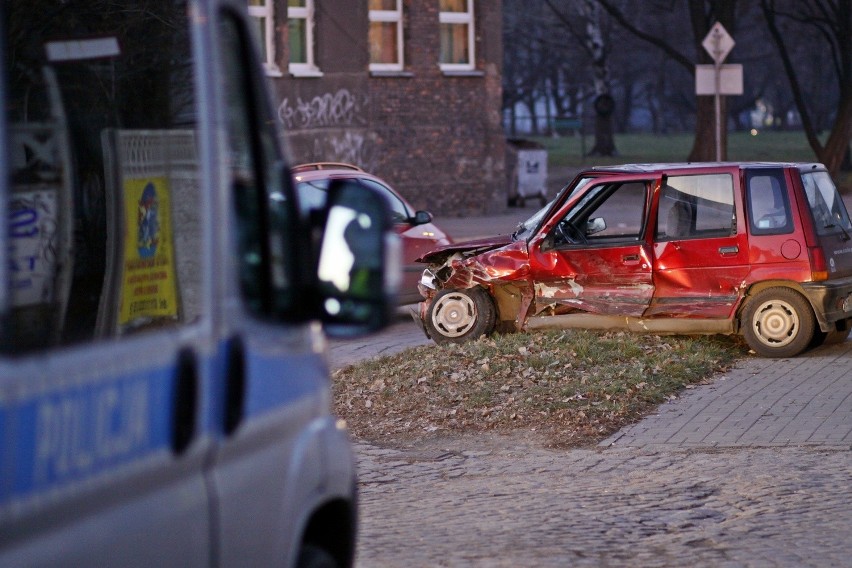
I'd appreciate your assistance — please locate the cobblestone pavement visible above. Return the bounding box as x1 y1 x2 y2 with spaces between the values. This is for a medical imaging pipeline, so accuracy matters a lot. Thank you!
355 439 851 567
332 204 852 567
343 334 852 567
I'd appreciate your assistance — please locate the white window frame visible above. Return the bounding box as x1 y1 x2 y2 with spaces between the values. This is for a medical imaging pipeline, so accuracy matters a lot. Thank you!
288 0 322 77
248 0 282 76
439 0 475 72
369 0 404 72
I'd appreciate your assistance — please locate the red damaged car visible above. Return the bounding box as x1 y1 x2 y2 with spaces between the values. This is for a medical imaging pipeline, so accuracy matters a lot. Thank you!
415 162 852 357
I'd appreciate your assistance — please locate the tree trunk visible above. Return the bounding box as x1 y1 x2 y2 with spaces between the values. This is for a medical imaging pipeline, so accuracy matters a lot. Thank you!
689 95 729 162
582 0 617 156
815 93 852 174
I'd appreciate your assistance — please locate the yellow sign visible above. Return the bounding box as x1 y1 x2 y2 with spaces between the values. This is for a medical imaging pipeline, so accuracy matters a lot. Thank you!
118 177 179 326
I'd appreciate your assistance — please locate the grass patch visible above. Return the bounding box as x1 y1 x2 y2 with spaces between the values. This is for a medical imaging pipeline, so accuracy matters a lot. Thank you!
333 330 748 448
538 130 851 193
537 130 825 168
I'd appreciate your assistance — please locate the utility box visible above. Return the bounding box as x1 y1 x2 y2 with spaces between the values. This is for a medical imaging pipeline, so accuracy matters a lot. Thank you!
506 138 548 207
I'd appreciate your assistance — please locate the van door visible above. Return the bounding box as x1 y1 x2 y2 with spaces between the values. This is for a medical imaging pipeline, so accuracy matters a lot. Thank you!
205 11 355 566
0 1 212 565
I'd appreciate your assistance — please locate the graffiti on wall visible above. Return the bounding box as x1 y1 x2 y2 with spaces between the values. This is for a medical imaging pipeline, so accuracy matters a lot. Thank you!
278 89 367 130
308 130 378 173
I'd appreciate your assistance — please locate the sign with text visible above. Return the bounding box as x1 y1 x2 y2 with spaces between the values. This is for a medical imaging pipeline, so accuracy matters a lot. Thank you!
118 177 179 325
695 64 744 95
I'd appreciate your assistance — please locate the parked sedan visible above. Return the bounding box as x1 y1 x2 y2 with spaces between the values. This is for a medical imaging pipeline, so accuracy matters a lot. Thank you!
414 162 852 357
293 163 452 304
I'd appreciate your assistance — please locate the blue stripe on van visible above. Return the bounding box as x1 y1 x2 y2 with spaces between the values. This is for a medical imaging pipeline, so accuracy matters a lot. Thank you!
244 352 327 417
0 368 174 509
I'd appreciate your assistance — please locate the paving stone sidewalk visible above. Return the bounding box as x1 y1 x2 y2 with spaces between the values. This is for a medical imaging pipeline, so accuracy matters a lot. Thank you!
603 340 852 449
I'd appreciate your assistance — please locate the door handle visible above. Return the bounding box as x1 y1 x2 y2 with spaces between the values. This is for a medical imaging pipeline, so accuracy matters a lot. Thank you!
224 336 246 436
623 254 641 263
719 246 739 256
172 348 198 455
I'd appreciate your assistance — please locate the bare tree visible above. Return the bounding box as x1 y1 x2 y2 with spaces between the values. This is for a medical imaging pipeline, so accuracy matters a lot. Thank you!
761 0 852 174
545 0 618 155
597 0 738 161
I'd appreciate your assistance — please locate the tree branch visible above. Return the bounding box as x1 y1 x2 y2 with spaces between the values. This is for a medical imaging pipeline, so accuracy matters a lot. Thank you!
596 0 695 73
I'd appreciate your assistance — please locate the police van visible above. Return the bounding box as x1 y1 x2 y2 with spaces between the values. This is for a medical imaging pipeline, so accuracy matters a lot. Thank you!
0 1 397 566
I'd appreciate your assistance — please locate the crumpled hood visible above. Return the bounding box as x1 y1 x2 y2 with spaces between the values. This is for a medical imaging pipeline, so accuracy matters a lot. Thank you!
416 234 514 264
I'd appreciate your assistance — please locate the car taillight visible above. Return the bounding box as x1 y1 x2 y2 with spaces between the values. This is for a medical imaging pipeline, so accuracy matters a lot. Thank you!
809 246 828 281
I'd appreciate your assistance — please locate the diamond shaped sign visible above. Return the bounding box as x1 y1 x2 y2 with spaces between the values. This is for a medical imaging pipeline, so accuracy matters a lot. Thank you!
702 22 735 64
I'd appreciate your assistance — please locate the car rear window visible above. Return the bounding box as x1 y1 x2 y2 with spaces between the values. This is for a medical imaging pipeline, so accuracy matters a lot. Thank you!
801 171 852 237
746 170 793 235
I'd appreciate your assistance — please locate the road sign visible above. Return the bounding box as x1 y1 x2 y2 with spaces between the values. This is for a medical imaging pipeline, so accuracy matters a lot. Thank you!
702 22 735 64
695 64 743 95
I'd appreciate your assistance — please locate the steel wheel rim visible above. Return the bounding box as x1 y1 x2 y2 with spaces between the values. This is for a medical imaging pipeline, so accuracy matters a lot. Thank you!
752 299 799 347
432 293 477 337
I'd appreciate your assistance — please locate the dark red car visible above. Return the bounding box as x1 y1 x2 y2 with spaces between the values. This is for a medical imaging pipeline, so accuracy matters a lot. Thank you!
293 163 452 304
415 162 852 357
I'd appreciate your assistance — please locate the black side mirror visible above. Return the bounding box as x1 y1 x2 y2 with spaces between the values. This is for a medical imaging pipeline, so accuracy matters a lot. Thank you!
315 179 401 337
411 210 433 226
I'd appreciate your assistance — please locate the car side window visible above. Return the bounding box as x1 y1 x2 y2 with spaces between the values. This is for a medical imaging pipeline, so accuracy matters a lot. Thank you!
746 170 792 236
656 174 735 241
552 182 647 246
359 178 410 223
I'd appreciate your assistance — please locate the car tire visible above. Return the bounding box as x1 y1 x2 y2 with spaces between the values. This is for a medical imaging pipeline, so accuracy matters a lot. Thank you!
742 287 815 358
425 287 496 344
296 544 338 568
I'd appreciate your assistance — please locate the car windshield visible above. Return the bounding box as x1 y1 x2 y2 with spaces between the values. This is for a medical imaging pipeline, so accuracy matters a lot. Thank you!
513 199 554 241
512 175 597 241
294 179 330 215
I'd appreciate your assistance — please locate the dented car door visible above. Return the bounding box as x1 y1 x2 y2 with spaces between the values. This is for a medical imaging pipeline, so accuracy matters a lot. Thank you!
529 178 656 317
647 169 749 319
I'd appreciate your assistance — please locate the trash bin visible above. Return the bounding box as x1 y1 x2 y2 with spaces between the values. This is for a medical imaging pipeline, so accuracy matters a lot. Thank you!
506 138 548 207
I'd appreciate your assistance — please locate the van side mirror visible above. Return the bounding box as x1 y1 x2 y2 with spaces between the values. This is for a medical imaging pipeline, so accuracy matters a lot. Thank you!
315 179 401 337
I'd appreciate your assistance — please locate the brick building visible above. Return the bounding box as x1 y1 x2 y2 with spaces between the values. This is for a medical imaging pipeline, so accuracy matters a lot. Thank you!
251 0 506 216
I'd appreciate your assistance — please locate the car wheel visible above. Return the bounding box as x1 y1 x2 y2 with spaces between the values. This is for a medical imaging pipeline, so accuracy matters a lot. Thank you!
296 544 338 568
425 287 496 344
742 287 815 358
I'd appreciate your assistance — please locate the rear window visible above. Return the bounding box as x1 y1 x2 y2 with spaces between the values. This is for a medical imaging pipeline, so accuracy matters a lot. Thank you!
802 171 852 236
746 170 793 235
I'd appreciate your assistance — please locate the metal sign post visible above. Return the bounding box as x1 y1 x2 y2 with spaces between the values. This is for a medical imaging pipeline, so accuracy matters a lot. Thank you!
701 22 735 162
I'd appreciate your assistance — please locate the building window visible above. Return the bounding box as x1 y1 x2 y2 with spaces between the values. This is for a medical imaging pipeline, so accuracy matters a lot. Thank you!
369 0 404 72
288 0 322 76
439 0 475 71
248 0 281 75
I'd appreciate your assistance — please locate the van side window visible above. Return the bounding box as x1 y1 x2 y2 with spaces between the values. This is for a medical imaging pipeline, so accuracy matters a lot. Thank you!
746 170 793 235
218 13 298 318
656 174 735 241
3 1 203 353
